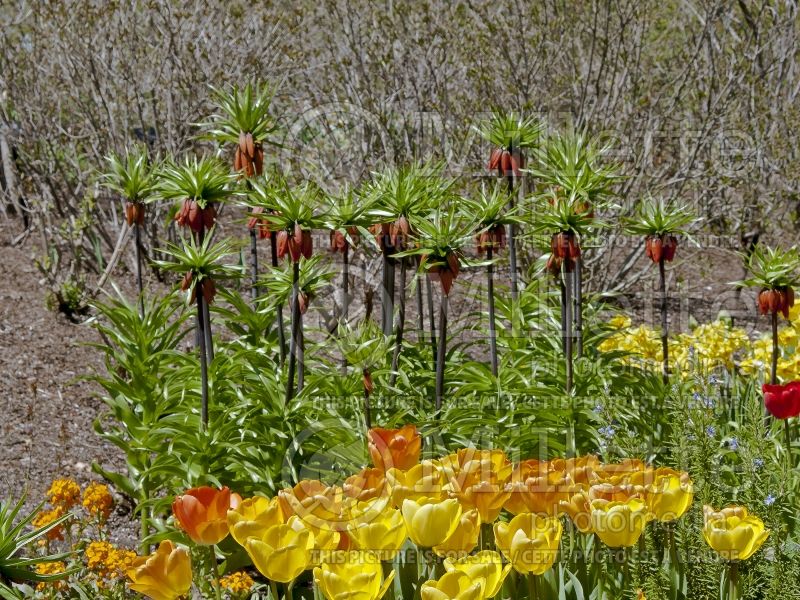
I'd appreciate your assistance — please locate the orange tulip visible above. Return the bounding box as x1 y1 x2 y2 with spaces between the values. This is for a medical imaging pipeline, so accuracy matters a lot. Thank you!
550 455 603 486
344 468 389 502
172 486 236 545
368 425 422 471
505 463 572 516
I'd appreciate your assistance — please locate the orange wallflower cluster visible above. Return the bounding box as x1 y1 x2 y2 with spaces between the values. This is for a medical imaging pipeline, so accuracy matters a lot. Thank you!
85 540 136 581
82 482 114 521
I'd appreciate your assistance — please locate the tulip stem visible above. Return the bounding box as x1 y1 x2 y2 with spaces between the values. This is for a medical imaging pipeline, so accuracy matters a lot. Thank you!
771 310 778 385
487 245 498 377
727 561 739 600
206 546 221 600
785 418 793 466
270 231 287 366
527 573 538 599
270 580 280 600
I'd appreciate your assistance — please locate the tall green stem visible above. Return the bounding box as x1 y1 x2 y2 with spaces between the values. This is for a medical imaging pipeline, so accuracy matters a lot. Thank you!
285 260 300 404
271 231 286 365
426 276 437 368
435 292 448 416
487 245 498 377
563 270 573 395
506 176 519 301
659 256 669 384
574 256 583 357
250 228 259 304
270 580 280 600
134 222 144 317
771 310 779 385
196 286 209 430
391 258 407 385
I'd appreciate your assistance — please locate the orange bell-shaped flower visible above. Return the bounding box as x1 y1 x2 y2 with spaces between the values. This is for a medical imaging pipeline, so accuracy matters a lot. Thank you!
172 486 237 545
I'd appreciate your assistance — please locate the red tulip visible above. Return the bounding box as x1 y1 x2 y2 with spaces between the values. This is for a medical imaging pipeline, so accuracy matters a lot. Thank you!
763 382 800 419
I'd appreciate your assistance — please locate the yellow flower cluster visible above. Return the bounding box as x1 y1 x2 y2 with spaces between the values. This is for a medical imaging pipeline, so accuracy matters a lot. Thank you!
85 540 136 580
82 482 114 521
219 570 255 594
32 505 67 541
35 561 68 591
598 316 662 365
47 478 81 509
598 312 800 380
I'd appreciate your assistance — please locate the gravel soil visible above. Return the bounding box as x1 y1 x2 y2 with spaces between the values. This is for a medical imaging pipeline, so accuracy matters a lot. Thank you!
0 221 135 544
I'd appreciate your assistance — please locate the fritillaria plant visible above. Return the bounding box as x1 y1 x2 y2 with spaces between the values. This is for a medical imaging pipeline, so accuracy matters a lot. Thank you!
253 179 324 403
532 191 598 394
156 236 239 431
200 82 279 301
624 197 696 384
102 146 158 315
398 206 476 416
735 244 800 385
474 112 543 300
464 185 523 377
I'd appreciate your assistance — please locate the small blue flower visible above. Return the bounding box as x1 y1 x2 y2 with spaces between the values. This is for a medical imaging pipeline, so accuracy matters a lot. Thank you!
593 404 603 414
765 494 776 506
709 375 720 385
706 425 716 438
753 458 764 469
598 425 615 439
728 438 739 451
688 345 696 358
702 396 715 409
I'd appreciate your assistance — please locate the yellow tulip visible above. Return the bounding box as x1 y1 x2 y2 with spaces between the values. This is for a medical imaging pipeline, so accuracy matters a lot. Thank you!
126 540 192 600
590 498 649 548
227 496 284 547
494 513 562 575
387 461 450 507
287 515 340 564
434 509 481 559
702 505 769 561
643 468 693 522
314 551 395 600
347 501 407 560
443 550 510 598
245 523 314 583
402 498 462 548
420 571 486 600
